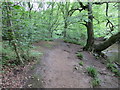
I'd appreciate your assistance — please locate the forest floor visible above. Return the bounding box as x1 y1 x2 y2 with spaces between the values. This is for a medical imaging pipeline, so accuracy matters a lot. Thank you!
24 39 119 88
2 39 119 88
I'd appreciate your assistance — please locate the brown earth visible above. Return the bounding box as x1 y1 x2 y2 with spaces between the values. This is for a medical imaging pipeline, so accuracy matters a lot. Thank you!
24 40 119 88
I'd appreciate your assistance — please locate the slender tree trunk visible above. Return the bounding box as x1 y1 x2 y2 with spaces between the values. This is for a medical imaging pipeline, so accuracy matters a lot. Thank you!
63 20 67 38
5 2 13 44
83 2 94 51
94 32 120 52
5 2 24 64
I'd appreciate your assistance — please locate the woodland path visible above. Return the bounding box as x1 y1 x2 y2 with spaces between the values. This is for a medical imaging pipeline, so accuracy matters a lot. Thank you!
24 40 119 88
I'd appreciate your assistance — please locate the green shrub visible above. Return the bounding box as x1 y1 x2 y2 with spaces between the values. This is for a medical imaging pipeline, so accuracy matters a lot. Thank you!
87 66 98 78
2 42 43 66
2 46 17 65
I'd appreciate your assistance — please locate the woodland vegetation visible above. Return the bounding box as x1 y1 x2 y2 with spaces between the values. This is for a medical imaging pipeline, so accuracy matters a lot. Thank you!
1 1 120 88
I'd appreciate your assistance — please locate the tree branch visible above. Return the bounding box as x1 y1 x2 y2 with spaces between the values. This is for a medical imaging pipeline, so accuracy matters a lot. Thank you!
93 16 100 24
92 2 104 5
105 3 114 35
68 8 83 16
68 1 88 16
106 3 109 16
13 2 21 6
77 0 88 10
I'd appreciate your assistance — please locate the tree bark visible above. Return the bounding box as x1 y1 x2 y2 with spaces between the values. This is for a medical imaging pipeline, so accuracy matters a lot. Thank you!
94 32 120 52
83 2 94 51
63 20 67 38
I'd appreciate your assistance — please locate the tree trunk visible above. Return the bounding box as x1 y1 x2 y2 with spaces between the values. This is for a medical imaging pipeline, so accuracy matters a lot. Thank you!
63 20 67 38
83 2 94 51
94 32 120 52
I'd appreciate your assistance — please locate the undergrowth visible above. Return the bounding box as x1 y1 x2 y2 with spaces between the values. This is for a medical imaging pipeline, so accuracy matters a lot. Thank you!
87 66 101 87
2 42 42 67
87 66 98 78
91 78 101 87
107 62 120 76
0 42 2 66
63 39 83 45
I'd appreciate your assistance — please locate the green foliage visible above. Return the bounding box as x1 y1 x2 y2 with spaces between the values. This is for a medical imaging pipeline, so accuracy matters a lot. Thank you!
91 78 101 87
87 66 98 78
93 3 118 38
87 66 101 87
43 38 53 41
76 52 83 59
107 63 115 70
2 2 119 67
29 50 43 61
2 45 17 66
0 42 2 55
107 63 120 76
0 42 2 66
64 39 81 45
2 41 42 66
79 61 83 66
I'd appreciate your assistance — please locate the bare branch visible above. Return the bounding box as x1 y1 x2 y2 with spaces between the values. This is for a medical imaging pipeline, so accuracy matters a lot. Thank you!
93 16 99 24
106 3 109 16
13 2 21 6
68 8 83 16
77 0 88 10
92 2 104 5
68 0 88 16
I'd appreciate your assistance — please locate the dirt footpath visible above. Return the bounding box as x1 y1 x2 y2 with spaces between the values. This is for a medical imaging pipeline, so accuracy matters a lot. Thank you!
25 40 119 88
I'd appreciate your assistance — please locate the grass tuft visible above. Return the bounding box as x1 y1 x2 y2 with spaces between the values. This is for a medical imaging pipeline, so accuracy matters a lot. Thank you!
91 78 101 87
76 52 83 59
87 66 98 78
79 61 84 66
